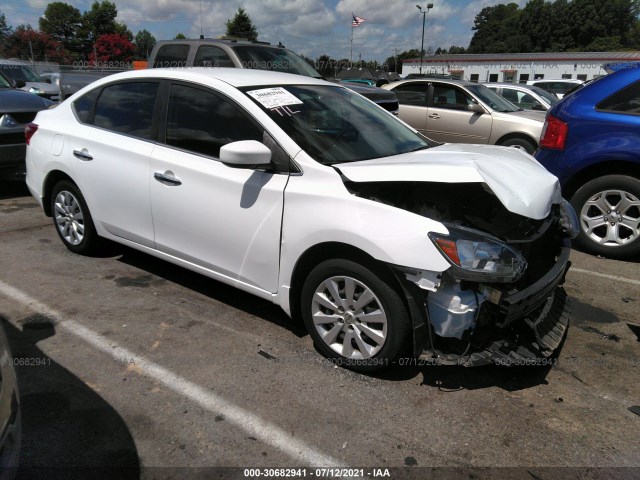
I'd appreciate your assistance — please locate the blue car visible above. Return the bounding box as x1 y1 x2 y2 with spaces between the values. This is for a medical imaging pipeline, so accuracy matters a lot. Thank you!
535 67 640 259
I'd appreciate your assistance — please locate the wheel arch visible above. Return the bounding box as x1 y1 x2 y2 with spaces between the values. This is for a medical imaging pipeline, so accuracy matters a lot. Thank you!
42 170 77 217
288 242 406 324
563 160 640 199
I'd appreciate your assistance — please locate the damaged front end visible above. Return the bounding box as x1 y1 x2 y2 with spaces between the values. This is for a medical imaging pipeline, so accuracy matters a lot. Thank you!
347 180 577 367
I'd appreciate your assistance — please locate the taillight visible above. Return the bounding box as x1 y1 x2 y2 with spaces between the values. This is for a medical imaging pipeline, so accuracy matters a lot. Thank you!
539 114 568 150
25 123 38 145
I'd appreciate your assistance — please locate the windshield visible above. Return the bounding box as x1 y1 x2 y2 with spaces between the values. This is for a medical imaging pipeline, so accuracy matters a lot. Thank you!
529 85 559 105
0 65 43 82
232 46 321 78
466 84 520 112
242 85 432 165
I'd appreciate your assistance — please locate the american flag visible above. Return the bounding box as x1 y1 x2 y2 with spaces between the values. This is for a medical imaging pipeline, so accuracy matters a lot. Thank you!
352 15 366 27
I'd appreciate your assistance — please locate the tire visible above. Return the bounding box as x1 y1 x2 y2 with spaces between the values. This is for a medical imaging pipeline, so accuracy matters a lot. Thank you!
498 137 536 154
301 259 412 372
570 175 640 259
50 180 101 255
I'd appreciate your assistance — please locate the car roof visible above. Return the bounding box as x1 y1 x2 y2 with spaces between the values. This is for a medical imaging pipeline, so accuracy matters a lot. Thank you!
154 38 277 47
485 83 537 89
389 78 478 88
81 67 329 89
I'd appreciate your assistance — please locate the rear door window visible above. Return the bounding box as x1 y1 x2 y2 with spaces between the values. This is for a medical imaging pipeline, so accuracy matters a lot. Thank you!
93 82 159 140
393 83 428 106
153 45 189 68
597 80 640 115
193 46 234 67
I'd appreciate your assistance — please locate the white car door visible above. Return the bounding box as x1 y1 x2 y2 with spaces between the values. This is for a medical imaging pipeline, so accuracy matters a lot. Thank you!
149 82 288 293
66 81 159 247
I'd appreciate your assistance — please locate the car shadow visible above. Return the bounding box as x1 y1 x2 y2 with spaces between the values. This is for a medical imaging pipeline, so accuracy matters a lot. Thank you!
111 244 562 391
112 244 308 338
1 315 140 479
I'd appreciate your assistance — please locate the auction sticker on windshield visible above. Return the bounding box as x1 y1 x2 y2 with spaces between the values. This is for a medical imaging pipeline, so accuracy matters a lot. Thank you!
247 87 303 109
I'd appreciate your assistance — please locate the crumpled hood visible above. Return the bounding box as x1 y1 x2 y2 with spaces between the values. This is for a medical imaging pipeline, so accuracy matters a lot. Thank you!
334 144 562 220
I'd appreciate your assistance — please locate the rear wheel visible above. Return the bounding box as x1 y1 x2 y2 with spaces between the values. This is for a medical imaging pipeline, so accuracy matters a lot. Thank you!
50 180 100 255
301 259 411 372
570 175 640 259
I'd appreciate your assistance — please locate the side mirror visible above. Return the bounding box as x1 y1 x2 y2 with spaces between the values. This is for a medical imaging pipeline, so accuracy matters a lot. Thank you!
531 102 546 111
467 102 485 114
220 140 272 168
12 79 26 89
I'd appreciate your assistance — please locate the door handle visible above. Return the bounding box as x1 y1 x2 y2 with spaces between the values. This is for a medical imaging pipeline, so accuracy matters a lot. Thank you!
154 171 182 186
73 148 93 161
428 113 441 119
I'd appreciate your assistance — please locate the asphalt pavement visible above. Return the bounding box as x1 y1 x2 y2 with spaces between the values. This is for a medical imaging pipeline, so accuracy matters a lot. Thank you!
0 180 638 480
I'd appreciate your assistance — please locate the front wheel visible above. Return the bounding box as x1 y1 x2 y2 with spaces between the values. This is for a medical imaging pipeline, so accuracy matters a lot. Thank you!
570 175 640 259
301 259 412 372
50 180 101 255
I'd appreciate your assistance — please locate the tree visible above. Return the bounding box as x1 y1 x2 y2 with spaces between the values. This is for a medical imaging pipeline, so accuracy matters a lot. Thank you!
39 2 81 46
4 25 70 63
225 7 258 41
134 29 156 60
448 45 466 54
80 1 119 42
0 12 11 57
89 33 134 65
174 33 186 39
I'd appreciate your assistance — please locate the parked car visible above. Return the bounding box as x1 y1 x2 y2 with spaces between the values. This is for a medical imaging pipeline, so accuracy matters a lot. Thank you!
0 71 54 179
148 39 399 114
0 61 60 101
485 83 559 111
0 320 21 478
526 79 584 99
535 67 640 259
26 69 575 370
383 78 545 153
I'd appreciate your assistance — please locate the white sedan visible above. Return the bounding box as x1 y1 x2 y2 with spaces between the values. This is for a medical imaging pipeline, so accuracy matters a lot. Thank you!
26 68 576 371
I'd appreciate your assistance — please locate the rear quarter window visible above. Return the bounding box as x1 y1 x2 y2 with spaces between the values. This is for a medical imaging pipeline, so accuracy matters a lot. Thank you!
596 80 640 115
72 88 100 123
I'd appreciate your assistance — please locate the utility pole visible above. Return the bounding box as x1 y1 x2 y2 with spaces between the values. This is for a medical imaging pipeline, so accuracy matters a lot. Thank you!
417 4 434 75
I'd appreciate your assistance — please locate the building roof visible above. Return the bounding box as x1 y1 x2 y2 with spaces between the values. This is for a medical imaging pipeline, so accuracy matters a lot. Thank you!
402 51 640 64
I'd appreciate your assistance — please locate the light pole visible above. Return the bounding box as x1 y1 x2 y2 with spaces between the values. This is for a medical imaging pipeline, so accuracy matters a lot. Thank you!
417 3 433 75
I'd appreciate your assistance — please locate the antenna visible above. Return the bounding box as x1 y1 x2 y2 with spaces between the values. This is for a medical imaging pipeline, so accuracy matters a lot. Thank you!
199 0 204 39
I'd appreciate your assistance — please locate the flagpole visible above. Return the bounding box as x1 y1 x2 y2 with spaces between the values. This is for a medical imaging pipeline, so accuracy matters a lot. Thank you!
350 12 353 65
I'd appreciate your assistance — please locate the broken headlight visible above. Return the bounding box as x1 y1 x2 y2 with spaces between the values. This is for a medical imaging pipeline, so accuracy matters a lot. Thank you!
429 227 527 283
559 198 579 239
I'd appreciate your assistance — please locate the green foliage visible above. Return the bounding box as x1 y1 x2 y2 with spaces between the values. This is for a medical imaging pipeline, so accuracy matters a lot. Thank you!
80 1 118 42
134 29 156 60
39 3 81 44
225 7 258 41
174 33 187 39
468 0 640 53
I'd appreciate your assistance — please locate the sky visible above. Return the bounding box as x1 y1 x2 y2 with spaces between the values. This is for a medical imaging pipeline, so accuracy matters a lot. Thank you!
3 0 528 62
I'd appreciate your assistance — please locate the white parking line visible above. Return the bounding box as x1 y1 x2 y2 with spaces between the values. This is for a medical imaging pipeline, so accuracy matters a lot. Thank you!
0 279 344 468
570 268 640 287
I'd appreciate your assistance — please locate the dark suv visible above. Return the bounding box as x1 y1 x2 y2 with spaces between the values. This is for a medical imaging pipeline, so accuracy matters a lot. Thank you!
148 39 399 115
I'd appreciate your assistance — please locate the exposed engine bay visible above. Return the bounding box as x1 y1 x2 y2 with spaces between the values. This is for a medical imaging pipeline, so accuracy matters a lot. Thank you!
345 179 575 366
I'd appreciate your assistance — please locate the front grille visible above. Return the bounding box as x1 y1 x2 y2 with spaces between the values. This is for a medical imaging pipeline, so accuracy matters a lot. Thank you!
0 132 25 146
7 111 37 124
